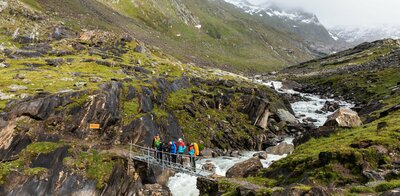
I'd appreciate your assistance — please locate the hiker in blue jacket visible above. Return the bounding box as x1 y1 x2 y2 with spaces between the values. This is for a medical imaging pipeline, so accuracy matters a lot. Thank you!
169 141 177 164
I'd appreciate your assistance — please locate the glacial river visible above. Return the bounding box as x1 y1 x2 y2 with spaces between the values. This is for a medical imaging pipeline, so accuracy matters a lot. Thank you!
166 80 353 196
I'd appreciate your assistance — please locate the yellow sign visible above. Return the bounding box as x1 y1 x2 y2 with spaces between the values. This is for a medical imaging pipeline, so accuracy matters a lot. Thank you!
89 124 101 129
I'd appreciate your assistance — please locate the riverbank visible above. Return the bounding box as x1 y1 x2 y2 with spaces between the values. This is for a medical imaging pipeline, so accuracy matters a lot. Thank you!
167 78 355 195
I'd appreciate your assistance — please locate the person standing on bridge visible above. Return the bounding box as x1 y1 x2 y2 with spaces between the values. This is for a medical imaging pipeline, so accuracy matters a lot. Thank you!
152 134 161 159
177 138 186 165
188 143 196 171
157 142 164 163
169 141 177 164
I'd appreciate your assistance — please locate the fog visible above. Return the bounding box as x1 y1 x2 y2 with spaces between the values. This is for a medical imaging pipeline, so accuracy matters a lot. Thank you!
248 0 400 27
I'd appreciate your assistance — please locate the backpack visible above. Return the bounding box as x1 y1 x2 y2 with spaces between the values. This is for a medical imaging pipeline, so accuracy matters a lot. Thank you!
194 143 200 156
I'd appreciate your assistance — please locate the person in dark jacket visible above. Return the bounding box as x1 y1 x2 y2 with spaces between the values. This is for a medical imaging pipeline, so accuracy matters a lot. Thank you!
157 142 163 163
163 142 170 163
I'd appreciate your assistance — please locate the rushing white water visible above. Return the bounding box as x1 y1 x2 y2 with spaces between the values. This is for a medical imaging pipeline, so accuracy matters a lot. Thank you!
167 145 291 196
262 80 354 126
167 80 353 196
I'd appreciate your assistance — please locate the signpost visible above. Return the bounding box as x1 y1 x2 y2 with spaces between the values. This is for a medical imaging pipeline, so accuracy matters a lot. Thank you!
89 124 101 129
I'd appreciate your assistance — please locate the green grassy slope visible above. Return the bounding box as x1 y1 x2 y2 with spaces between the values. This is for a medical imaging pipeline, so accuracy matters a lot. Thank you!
16 0 315 73
255 39 400 195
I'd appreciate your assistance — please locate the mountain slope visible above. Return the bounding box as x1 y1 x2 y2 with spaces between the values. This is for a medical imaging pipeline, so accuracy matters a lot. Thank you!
197 39 400 195
267 39 400 194
7 0 324 73
224 0 344 55
0 1 299 194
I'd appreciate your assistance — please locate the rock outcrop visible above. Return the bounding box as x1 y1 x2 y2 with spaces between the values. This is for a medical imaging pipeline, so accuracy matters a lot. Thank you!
324 108 362 128
197 177 219 196
226 157 263 178
266 142 294 155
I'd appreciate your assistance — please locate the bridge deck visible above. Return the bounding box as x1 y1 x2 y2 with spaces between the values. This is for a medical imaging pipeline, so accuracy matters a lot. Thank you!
129 143 212 177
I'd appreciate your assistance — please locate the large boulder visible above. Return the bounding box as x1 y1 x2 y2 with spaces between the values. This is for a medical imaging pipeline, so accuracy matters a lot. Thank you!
226 157 263 178
277 109 298 124
266 142 294 155
140 184 171 196
253 151 268 159
324 108 362 128
197 177 218 196
202 162 217 174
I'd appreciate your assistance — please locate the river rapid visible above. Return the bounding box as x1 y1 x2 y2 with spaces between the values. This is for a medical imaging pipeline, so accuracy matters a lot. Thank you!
166 80 354 196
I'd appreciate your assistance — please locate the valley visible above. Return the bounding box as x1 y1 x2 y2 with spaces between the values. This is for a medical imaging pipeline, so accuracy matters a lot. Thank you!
0 0 399 196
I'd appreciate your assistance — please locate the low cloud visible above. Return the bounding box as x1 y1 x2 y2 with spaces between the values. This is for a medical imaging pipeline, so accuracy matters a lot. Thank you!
247 0 400 27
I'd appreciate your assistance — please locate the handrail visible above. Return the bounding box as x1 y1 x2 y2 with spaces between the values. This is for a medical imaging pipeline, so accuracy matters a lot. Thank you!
130 143 201 160
129 143 211 177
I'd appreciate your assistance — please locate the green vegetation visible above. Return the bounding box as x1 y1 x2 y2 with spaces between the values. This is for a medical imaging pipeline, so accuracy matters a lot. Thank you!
297 67 400 104
265 39 400 192
64 149 115 189
28 0 315 73
292 184 312 192
24 167 48 177
0 142 63 184
374 180 400 192
264 109 400 185
20 0 42 10
122 98 140 124
241 177 278 187
0 160 23 184
24 142 64 156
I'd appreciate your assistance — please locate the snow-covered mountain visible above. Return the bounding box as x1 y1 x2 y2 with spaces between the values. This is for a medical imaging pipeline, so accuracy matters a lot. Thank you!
224 0 322 26
224 0 344 55
329 25 400 45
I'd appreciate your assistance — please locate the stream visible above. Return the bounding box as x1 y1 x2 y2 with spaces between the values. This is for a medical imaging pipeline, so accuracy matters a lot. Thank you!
166 80 354 196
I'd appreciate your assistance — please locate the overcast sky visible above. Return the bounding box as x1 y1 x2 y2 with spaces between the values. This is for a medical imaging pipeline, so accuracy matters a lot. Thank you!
248 0 400 27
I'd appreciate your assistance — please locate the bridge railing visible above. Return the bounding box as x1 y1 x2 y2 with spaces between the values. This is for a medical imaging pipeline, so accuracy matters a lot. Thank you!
129 142 211 176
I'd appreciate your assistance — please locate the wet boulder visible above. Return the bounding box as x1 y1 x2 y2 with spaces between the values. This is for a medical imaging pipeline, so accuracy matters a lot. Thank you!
226 157 263 178
265 142 294 155
197 177 218 196
140 184 172 196
253 151 268 159
277 109 298 124
201 148 214 158
202 162 216 174
321 101 340 112
324 108 362 128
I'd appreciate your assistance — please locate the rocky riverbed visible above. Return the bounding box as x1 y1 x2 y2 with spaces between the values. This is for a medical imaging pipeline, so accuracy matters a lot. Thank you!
167 79 355 196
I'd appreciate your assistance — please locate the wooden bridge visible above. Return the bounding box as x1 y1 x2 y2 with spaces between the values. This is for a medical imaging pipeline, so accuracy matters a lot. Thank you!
129 143 212 177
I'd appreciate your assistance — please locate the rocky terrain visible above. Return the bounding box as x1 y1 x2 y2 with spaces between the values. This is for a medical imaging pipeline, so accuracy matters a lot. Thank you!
0 0 306 195
197 39 400 195
6 0 331 73
1 0 400 196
